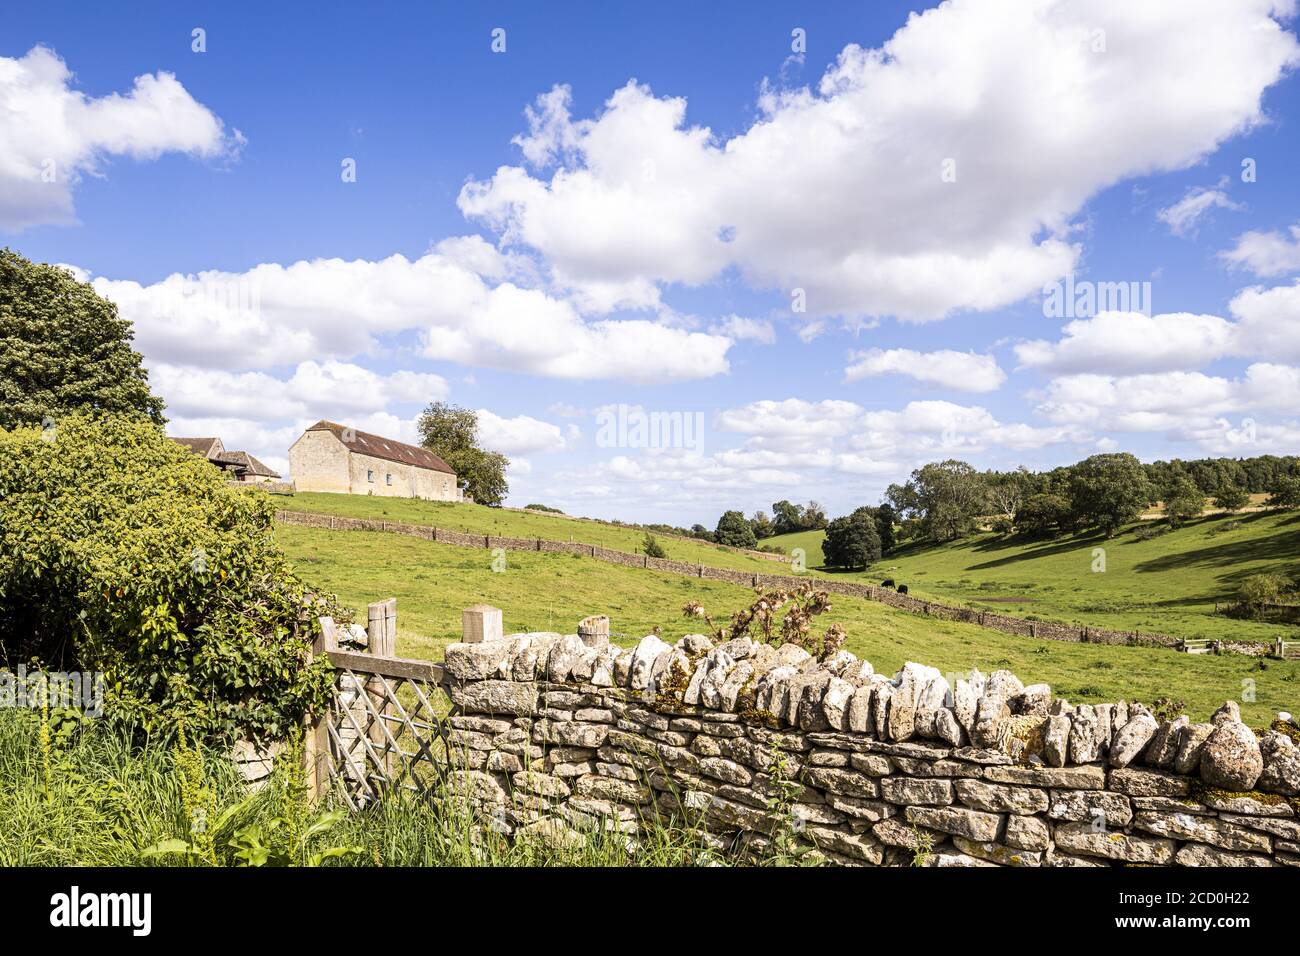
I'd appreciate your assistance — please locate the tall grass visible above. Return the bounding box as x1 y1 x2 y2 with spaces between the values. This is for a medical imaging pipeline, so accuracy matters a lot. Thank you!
0 710 724 867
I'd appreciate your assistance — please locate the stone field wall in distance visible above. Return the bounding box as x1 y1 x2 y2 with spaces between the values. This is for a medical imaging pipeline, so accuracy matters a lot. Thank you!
276 509 1261 654
441 628 1300 867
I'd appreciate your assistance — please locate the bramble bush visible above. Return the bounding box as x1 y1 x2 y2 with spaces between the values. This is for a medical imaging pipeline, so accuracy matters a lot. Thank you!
0 415 340 741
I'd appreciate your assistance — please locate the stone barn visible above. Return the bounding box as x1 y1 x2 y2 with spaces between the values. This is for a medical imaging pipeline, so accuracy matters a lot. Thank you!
171 436 282 484
288 420 460 500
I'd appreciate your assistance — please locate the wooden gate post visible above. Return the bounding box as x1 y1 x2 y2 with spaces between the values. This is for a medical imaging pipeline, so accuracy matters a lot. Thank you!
304 616 338 800
578 614 610 649
366 599 398 781
461 604 503 644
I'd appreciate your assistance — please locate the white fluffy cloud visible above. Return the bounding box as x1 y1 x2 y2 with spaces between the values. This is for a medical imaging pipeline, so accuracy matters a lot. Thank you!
845 348 1005 392
1226 282 1300 360
152 361 449 423
530 394 1090 522
476 409 571 455
0 46 240 230
718 397 1081 463
711 315 776 345
1033 364 1300 435
850 400 1084 457
459 0 1297 324
1156 185 1242 236
1222 224 1300 276
88 241 733 383
1017 281 1300 374
715 399 862 446
1015 312 1237 374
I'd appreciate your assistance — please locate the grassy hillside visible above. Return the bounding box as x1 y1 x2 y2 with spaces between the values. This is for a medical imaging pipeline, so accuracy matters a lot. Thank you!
763 529 831 566
275 523 1300 722
763 510 1300 644
279 492 782 574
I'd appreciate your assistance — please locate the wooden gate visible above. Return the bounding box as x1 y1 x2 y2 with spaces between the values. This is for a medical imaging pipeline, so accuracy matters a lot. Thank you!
303 600 455 808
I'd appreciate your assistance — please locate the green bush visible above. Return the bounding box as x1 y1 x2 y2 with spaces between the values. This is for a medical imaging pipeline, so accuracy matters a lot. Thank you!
0 415 338 741
642 533 667 559
1238 573 1292 619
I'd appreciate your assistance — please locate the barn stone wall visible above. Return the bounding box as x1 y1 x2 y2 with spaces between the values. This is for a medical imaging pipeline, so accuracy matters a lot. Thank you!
286 432 457 501
441 631 1300 867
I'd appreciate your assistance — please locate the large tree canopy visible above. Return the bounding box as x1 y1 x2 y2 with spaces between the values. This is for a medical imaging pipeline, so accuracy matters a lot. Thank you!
886 459 985 543
0 248 165 430
822 507 882 571
415 401 509 506
1067 453 1153 537
715 510 757 549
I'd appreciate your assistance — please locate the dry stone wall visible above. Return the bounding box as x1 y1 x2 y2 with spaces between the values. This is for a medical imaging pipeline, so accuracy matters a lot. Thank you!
441 630 1300 867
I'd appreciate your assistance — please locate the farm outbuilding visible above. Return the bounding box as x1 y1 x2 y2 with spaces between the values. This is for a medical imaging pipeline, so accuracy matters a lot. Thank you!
170 436 282 484
288 420 460 501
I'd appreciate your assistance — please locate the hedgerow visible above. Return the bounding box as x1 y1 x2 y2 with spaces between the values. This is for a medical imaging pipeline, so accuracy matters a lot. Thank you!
0 414 339 741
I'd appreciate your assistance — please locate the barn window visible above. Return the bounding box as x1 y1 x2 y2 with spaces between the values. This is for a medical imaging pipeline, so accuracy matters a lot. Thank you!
386 473 393 485
367 470 374 482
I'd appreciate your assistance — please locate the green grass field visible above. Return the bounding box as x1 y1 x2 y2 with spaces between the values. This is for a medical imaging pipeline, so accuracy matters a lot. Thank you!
763 510 1300 645
275 523 1300 724
280 492 783 574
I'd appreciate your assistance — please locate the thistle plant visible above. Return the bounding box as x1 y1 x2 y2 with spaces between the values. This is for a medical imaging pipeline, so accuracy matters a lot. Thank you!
683 582 846 659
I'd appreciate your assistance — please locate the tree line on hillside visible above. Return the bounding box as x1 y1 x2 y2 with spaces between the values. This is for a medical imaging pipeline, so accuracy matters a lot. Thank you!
883 454 1300 550
702 452 1300 573
700 500 829 550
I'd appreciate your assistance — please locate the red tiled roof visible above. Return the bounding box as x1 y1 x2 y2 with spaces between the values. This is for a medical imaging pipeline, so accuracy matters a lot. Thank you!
307 421 456 475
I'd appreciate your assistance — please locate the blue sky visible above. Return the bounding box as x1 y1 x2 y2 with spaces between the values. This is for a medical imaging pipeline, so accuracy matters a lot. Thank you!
5 0 1300 525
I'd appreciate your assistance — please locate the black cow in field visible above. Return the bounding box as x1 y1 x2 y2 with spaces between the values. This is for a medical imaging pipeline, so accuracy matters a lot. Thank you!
881 578 894 588
897 584 908 595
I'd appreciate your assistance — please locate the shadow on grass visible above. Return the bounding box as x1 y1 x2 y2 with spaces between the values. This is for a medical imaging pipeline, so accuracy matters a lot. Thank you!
961 529 1111 570
1132 517 1300 579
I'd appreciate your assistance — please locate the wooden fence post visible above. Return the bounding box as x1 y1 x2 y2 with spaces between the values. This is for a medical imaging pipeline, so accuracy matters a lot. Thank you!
578 615 610 649
462 604 503 644
366 599 397 781
304 616 338 800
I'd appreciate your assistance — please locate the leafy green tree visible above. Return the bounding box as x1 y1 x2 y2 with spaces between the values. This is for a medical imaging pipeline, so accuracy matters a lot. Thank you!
1211 483 1249 513
416 401 509 506
715 510 758 548
889 460 985 543
984 468 1032 525
1015 492 1071 538
749 510 774 539
1268 476 1300 509
0 248 165 429
822 508 882 570
1067 453 1152 537
0 415 336 739
802 501 828 531
770 500 805 535
873 502 897 554
1163 476 1205 529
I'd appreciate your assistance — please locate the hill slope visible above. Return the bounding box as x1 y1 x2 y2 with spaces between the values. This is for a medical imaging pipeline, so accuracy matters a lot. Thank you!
275 523 1300 722
280 492 784 574
764 510 1300 644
